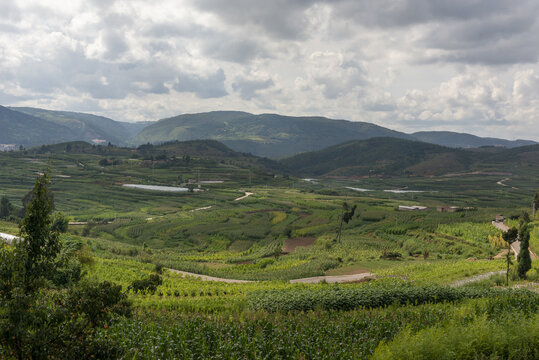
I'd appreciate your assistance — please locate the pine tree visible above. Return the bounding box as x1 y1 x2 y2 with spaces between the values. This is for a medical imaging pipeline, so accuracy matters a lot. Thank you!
19 173 60 288
517 225 531 279
502 227 518 285
0 195 12 218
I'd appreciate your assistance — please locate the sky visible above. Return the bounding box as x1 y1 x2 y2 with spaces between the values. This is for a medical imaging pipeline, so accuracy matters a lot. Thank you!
0 0 538 140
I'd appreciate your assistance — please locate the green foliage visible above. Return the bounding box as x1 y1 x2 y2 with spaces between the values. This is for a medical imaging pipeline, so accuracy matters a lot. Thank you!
372 314 539 360
129 274 163 294
0 175 130 359
51 211 69 233
0 196 12 219
19 173 60 287
247 281 520 313
92 292 539 359
517 225 532 279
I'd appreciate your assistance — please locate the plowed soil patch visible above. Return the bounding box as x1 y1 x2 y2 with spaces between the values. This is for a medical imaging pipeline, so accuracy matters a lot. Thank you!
282 237 316 253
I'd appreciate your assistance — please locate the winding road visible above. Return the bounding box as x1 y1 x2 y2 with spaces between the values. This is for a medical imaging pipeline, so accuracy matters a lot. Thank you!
168 268 375 284
491 221 537 260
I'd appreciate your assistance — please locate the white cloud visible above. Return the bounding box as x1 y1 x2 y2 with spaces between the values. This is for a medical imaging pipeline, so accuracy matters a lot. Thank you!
0 0 537 140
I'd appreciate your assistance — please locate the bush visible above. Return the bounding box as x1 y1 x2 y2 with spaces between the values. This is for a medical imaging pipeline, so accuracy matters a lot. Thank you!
129 274 163 294
247 282 536 312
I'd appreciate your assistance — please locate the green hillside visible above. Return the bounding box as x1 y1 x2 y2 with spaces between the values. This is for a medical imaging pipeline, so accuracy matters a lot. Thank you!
11 107 147 145
0 105 78 146
411 131 536 149
280 137 539 177
130 111 411 158
280 137 477 176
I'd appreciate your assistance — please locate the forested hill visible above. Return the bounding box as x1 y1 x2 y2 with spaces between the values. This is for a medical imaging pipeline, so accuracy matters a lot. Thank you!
0 105 77 146
131 111 536 158
279 137 539 177
1 106 536 155
130 111 411 158
10 107 148 146
411 131 536 149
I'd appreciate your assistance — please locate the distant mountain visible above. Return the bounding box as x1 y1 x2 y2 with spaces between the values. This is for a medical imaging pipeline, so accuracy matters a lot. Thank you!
279 137 476 176
0 105 78 146
411 131 536 149
280 137 539 177
11 107 150 145
2 106 536 155
130 111 411 158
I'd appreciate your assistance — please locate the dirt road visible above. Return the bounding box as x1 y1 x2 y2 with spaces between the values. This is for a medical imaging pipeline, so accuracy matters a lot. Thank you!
168 269 253 283
234 192 253 201
289 272 373 284
451 271 505 287
491 221 537 259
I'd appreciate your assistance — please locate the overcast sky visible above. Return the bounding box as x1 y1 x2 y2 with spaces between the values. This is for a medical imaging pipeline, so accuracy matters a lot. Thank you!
1 0 538 140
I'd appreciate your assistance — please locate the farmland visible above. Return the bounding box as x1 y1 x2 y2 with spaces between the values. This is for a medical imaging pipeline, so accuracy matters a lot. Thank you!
0 140 538 359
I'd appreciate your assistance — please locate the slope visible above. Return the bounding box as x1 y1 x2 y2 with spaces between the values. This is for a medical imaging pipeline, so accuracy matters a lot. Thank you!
279 137 479 177
411 131 536 149
0 105 77 146
10 107 145 145
130 111 411 158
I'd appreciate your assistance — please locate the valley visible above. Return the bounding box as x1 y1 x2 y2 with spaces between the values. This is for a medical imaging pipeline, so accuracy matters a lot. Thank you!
0 137 537 359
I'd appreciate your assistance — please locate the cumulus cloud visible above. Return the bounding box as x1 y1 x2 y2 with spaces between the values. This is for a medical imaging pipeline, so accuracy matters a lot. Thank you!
0 0 537 139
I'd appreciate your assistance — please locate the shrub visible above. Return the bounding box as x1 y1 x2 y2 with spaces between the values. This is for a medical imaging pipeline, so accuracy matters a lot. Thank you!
129 274 163 294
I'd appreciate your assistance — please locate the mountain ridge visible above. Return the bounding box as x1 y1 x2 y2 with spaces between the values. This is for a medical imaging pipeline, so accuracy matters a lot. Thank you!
1 106 536 157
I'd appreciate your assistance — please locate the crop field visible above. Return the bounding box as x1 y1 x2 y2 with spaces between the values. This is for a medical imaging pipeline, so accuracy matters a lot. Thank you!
0 142 538 359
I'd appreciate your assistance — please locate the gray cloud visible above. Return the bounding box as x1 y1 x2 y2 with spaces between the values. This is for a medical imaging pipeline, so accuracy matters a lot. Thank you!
0 0 538 139
190 0 317 39
174 69 227 98
232 77 274 100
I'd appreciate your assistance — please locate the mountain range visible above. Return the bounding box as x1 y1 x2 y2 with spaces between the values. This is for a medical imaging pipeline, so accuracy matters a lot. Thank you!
0 106 536 158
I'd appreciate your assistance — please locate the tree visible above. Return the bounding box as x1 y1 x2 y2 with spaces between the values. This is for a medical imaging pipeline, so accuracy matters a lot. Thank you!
502 227 518 286
336 202 357 243
51 212 69 233
533 189 539 217
18 173 60 287
0 173 130 359
0 195 12 219
517 225 531 279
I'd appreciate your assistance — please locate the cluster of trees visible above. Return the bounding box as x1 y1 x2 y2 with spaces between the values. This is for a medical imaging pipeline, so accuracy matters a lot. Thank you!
503 210 533 285
0 174 130 359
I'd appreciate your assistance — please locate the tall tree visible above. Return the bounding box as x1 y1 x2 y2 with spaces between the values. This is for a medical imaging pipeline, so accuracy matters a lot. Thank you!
517 225 532 279
533 188 539 217
336 202 357 243
18 173 60 288
0 195 12 219
502 227 518 286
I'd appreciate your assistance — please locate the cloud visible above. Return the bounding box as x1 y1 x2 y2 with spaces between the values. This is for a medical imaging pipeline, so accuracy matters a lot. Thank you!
232 76 274 100
0 0 538 140
190 0 318 39
174 68 227 98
